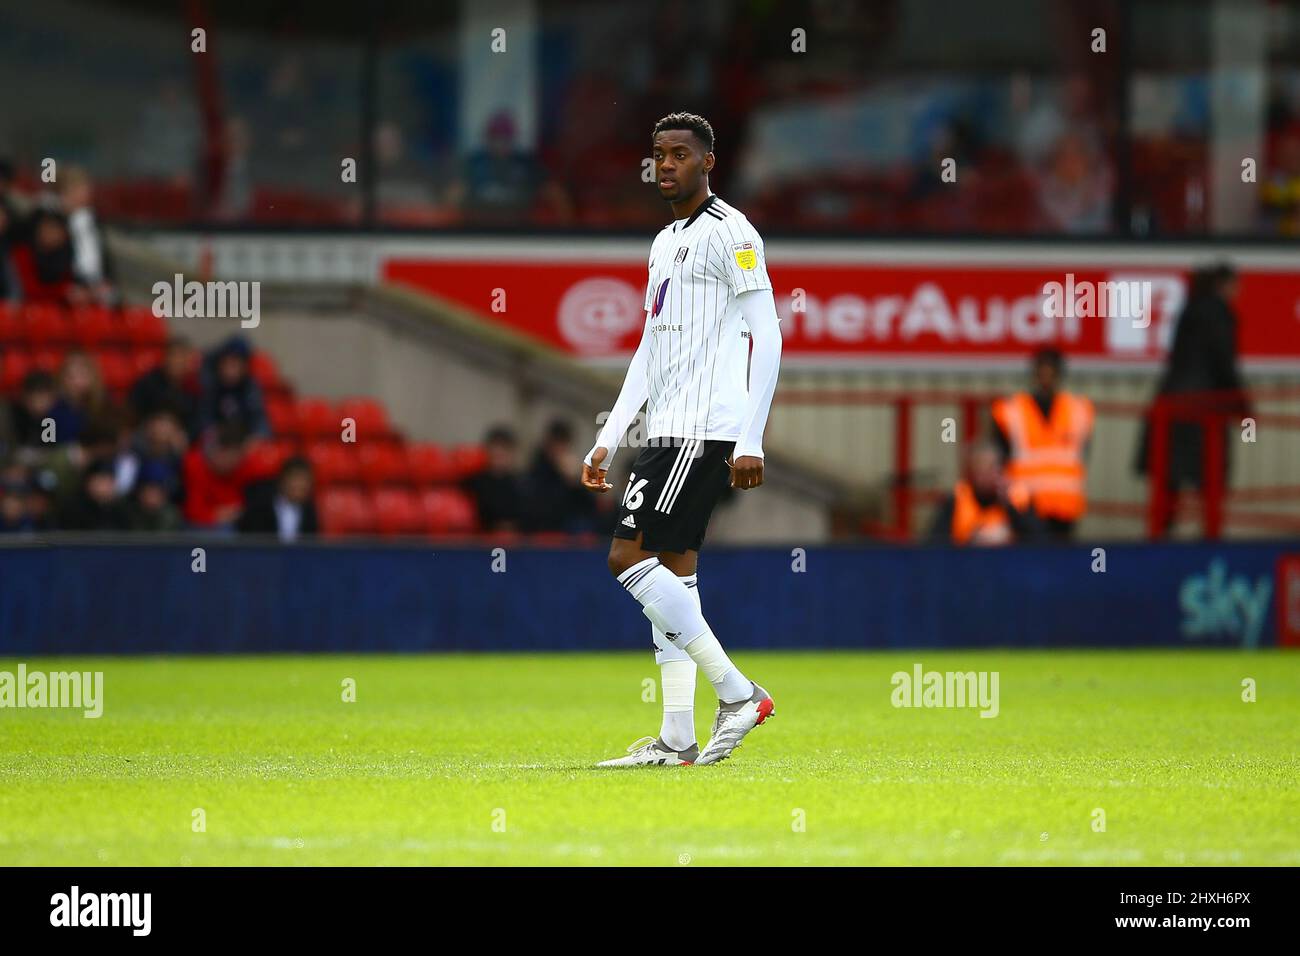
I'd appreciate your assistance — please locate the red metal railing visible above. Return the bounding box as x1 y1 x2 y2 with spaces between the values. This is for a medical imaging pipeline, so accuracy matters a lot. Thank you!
776 384 1300 541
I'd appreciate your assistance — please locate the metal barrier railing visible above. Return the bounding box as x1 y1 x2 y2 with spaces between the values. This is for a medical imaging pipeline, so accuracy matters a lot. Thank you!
775 384 1300 540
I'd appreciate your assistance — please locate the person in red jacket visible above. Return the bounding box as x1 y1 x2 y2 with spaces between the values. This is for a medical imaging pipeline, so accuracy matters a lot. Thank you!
11 210 84 305
181 423 264 530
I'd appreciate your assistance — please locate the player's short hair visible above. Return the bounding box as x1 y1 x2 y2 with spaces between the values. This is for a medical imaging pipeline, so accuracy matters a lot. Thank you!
652 112 715 152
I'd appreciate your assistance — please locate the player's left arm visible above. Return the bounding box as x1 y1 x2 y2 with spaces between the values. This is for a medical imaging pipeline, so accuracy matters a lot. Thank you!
731 287 783 490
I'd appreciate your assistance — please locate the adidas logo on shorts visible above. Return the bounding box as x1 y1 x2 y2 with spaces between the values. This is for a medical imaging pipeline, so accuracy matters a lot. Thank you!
621 515 636 528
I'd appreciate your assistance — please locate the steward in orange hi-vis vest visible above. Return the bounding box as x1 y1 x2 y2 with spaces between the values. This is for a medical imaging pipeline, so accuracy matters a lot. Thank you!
927 442 1042 546
990 349 1094 532
949 479 1034 546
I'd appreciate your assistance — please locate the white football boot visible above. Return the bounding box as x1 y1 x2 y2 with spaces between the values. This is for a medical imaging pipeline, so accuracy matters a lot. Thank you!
596 736 699 767
695 682 775 765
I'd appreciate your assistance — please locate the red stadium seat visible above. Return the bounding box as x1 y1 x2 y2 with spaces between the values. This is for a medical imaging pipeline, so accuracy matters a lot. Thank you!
120 306 168 347
243 439 291 480
1 349 31 395
133 347 165 375
307 441 361 485
295 397 338 439
93 349 135 393
371 488 425 535
0 303 23 344
249 351 283 389
21 304 72 346
71 306 121 349
30 347 64 372
336 397 392 440
420 487 478 534
319 488 375 536
407 442 458 484
266 395 297 436
449 443 489 479
359 442 409 485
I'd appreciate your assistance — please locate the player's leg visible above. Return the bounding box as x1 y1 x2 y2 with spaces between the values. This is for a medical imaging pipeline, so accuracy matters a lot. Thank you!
653 549 699 753
604 439 773 766
608 509 752 707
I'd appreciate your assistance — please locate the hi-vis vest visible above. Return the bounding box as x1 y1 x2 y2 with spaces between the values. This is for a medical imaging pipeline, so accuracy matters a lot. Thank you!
951 480 1032 546
991 391 1094 521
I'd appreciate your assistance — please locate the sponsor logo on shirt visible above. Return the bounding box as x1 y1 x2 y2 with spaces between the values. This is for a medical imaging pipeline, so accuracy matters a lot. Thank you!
732 242 757 271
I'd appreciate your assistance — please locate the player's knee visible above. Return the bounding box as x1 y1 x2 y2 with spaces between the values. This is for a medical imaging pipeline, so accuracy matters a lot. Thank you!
607 540 641 578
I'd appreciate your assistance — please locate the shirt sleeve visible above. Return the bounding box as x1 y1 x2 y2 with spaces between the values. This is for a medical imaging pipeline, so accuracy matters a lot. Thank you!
708 218 772 295
733 288 783 461
585 315 651 471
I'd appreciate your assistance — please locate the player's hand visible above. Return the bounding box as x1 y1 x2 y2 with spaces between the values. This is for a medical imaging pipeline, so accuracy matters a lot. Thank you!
729 454 764 490
581 446 613 492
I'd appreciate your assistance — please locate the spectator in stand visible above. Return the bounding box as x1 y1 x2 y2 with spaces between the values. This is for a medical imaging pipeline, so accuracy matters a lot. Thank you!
119 408 187 503
1136 263 1251 536
11 210 79 305
524 418 598 533
9 370 59 451
0 202 22 303
0 385 14 458
0 466 35 533
464 425 526 532
125 462 184 532
60 166 118 306
181 422 262 530
238 456 318 541
928 442 1042 546
447 111 565 224
129 336 199 436
198 336 270 439
0 158 30 237
58 458 130 532
52 350 113 446
1035 130 1112 234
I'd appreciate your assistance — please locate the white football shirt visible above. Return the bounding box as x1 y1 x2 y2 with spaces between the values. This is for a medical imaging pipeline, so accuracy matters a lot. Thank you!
641 194 772 442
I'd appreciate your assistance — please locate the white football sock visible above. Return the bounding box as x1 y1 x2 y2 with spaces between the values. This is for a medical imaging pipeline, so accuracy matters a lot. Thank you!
658 660 696 751
619 558 750 704
653 572 699 750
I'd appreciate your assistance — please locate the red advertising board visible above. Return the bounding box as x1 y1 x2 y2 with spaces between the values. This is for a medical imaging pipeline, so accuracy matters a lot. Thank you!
383 252 1300 367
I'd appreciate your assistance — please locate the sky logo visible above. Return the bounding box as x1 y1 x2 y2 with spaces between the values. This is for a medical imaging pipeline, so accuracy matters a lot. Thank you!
1179 559 1272 648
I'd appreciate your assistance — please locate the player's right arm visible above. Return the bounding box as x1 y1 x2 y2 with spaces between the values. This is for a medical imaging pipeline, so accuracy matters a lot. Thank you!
581 315 651 492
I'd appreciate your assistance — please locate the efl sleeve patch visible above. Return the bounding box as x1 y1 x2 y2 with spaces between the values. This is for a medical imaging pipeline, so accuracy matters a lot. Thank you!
732 242 757 271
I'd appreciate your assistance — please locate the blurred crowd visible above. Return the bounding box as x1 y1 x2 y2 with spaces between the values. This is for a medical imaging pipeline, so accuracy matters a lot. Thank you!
5 3 1297 237
464 419 618 537
0 161 117 307
0 333 313 536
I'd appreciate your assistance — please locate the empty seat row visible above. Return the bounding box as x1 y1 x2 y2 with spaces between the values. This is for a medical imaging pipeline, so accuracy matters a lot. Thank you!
318 486 479 536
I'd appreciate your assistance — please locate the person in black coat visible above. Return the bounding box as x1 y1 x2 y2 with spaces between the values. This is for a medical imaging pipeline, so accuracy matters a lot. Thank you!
1135 263 1251 532
238 456 318 541
523 418 598 533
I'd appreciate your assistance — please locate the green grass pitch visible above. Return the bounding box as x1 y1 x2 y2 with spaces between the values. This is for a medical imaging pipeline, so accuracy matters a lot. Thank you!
1 650 1297 866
